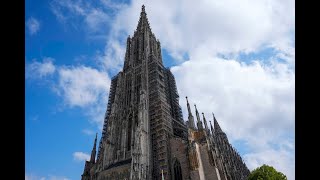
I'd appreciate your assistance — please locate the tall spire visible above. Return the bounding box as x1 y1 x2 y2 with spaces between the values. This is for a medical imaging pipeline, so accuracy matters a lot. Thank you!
90 133 98 163
142 4 146 13
202 112 209 131
212 113 223 133
194 104 203 130
209 121 214 134
186 96 192 116
186 96 196 129
136 4 151 32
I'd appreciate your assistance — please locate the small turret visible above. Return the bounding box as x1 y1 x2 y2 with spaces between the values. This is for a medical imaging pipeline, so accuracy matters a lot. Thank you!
90 133 98 163
194 104 203 130
186 96 196 129
202 112 209 132
209 121 214 134
213 113 223 133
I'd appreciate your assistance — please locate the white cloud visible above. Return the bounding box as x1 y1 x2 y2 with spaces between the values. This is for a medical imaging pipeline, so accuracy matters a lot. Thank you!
171 54 294 140
25 174 45 180
26 17 40 35
73 151 90 162
96 39 125 73
47 175 70 180
170 53 294 179
95 0 294 68
82 129 95 135
85 9 109 33
244 146 294 180
55 65 110 127
25 174 70 180
26 57 56 79
50 0 110 36
100 0 127 10
57 66 110 107
26 57 110 127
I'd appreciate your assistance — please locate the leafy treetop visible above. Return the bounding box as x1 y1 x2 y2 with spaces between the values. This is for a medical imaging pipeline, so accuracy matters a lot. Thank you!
247 164 287 180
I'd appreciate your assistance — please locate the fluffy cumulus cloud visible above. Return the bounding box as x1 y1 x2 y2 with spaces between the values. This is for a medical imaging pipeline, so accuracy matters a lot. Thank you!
26 58 110 127
26 57 56 79
56 65 110 126
171 54 294 179
244 146 294 179
57 66 110 107
26 17 40 35
50 0 110 36
50 0 128 71
73 151 90 162
91 0 294 70
47 0 294 178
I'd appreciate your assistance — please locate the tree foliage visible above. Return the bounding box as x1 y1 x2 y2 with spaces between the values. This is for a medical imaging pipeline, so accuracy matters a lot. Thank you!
247 164 287 180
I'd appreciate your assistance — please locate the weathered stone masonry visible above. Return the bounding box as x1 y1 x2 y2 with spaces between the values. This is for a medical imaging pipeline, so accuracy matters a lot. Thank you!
81 5 250 180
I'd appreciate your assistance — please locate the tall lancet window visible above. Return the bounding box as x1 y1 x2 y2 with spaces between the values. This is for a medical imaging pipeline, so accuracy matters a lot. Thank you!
173 159 182 180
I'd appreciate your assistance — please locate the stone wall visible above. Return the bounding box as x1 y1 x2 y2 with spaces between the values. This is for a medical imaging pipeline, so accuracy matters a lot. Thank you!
96 162 131 180
170 138 191 180
197 143 220 180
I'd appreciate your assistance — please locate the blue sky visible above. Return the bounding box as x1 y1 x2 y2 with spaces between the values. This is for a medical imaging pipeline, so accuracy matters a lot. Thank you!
26 0 295 180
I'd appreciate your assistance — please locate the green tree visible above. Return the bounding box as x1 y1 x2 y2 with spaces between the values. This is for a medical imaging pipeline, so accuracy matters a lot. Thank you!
247 164 287 180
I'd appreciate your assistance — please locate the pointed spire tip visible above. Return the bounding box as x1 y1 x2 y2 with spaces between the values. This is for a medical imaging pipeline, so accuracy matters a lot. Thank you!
142 4 145 13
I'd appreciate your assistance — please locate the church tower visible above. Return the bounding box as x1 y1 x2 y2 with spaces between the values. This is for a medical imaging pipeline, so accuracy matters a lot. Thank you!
81 5 250 180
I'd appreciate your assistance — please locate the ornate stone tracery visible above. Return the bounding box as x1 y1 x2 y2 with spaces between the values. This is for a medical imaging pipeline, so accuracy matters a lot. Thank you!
81 5 250 180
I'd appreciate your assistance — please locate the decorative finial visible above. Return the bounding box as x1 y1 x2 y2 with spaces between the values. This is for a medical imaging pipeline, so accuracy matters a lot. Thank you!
142 4 145 13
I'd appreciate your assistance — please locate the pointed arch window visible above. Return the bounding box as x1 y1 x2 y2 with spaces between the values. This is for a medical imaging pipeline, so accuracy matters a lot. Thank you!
173 159 182 180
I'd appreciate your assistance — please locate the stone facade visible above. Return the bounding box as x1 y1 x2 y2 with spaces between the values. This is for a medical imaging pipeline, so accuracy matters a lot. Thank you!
81 5 250 180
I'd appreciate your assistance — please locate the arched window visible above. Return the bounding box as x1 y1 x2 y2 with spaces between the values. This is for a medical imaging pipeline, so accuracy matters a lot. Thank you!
173 159 183 180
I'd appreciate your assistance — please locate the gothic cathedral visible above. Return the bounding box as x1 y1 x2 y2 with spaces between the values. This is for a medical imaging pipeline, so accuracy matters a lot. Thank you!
81 5 250 180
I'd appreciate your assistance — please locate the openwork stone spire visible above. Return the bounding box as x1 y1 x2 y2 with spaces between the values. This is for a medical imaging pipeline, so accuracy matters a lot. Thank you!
194 104 203 130
209 121 214 134
213 112 223 133
186 96 196 129
136 4 151 32
90 133 97 163
202 112 209 131
186 96 192 116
